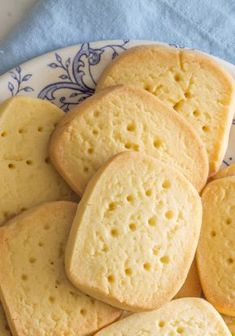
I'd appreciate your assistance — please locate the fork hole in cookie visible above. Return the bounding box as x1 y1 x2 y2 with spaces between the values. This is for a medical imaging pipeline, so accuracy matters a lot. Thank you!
143 262 151 271
92 129 98 135
21 274 28 281
177 326 184 334
158 320 165 328
44 224 50 230
18 128 25 134
165 210 174 219
45 157 50 164
174 74 181 82
184 91 191 98
80 308 87 316
211 230 216 237
8 163 15 169
37 126 43 132
144 83 152 92
108 202 117 211
107 275 115 283
202 125 210 133
83 166 89 173
126 194 134 203
111 229 119 237
125 142 132 149
49 296 55 303
127 122 136 132
129 223 137 232
226 218 232 225
26 160 33 166
1 131 7 137
193 109 200 117
227 257 234 265
125 268 132 276
29 257 36 264
173 101 182 111
148 217 157 227
88 147 94 154
162 180 171 189
145 189 152 197
153 138 162 149
160 256 170 264
38 241 44 247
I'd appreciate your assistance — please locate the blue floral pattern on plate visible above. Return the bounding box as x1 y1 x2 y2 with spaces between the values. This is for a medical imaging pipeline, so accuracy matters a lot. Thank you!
38 41 129 111
8 66 33 96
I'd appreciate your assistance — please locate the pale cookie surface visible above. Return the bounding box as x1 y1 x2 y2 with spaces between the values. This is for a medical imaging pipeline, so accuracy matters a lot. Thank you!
0 202 120 336
175 258 202 299
0 303 11 336
197 176 235 316
65 152 202 312
223 315 235 336
95 298 231 336
212 163 235 180
97 45 235 175
50 85 208 195
0 96 75 225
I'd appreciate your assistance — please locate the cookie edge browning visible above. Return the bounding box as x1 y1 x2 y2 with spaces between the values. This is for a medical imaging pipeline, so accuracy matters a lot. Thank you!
65 152 202 312
96 44 235 176
0 201 121 336
94 298 231 335
49 85 209 195
197 176 235 317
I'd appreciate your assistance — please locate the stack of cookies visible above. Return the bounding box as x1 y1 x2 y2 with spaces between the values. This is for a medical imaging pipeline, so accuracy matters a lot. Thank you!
0 44 234 336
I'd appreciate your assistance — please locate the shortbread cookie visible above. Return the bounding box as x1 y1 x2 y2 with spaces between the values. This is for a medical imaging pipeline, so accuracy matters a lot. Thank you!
95 298 231 335
197 176 235 316
0 202 120 336
212 163 235 180
50 85 208 195
0 96 75 225
223 315 235 336
65 152 202 312
97 45 235 175
0 303 11 336
175 258 202 298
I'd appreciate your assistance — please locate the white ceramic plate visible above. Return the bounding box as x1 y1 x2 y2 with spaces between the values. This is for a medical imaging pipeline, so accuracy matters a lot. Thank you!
0 39 234 167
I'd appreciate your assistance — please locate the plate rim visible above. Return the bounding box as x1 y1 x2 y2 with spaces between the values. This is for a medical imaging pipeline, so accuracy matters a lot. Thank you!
1 39 235 81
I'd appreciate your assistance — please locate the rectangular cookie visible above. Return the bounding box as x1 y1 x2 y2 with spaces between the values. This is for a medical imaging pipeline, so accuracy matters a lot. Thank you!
0 202 120 336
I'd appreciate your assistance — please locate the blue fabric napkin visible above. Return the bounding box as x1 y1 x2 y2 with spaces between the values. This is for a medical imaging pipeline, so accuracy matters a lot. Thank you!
0 0 235 75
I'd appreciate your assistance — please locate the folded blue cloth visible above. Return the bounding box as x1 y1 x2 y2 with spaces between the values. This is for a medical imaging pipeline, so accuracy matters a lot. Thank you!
0 0 235 75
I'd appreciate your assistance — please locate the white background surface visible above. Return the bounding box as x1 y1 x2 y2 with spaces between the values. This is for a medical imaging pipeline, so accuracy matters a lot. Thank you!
0 0 37 41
